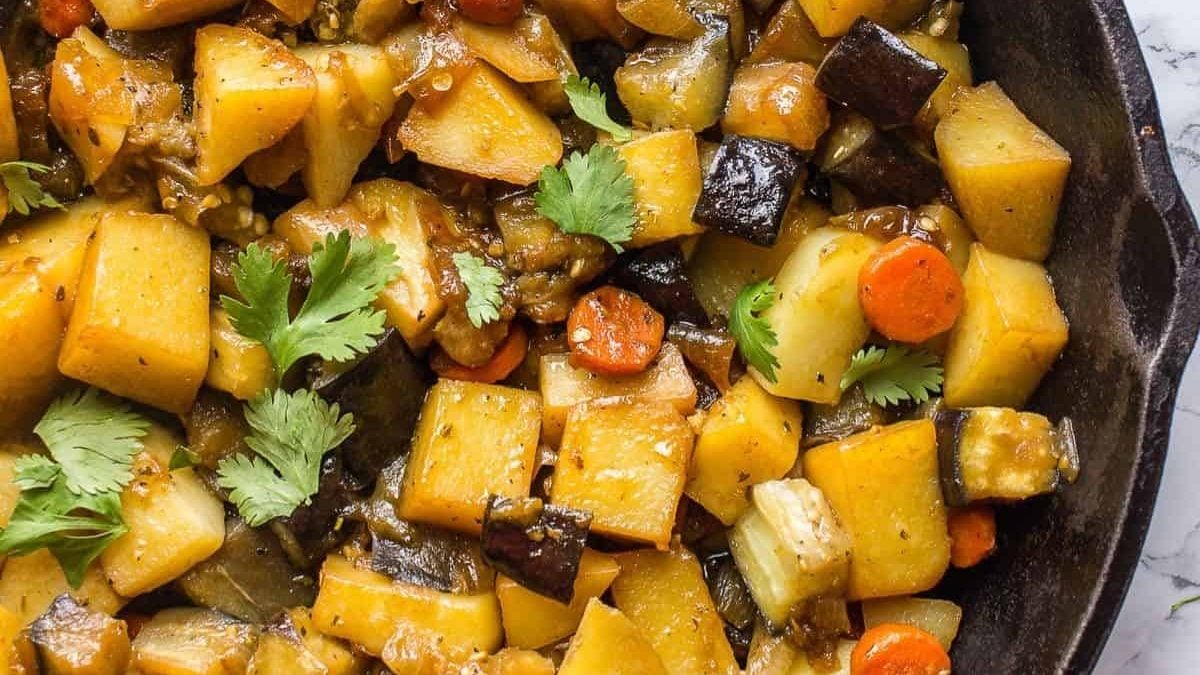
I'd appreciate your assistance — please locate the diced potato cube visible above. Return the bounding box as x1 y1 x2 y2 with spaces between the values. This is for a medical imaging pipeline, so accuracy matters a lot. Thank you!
267 0 318 23
688 197 830 318
0 606 27 672
616 0 703 39
243 128 307 189
943 244 1069 408
100 435 226 597
452 17 560 83
312 555 502 657
752 228 881 403
471 649 556 675
131 608 258 675
284 608 367 675
539 0 643 48
935 83 1071 261
861 596 962 650
206 308 275 401
553 400 692 548
0 273 64 435
398 381 542 533
686 377 802 524
247 632 327 675
90 0 242 30
539 342 696 445
746 627 856 675
0 549 126 625
617 130 706 248
796 0 887 37
295 44 398 207
59 213 210 414
748 0 831 66
722 61 829 151
610 547 739 675
247 608 369 675
497 549 620 649
901 33 972 134
398 62 562 186
0 195 151 320
194 24 317 185
729 479 851 627
30 595 131 675
558 599 668 675
802 420 951 600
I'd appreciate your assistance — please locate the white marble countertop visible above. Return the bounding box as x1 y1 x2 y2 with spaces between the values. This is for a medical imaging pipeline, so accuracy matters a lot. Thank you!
1095 0 1200 672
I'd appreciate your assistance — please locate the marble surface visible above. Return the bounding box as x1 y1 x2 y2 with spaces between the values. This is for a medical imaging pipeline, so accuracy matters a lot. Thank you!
1094 0 1200 672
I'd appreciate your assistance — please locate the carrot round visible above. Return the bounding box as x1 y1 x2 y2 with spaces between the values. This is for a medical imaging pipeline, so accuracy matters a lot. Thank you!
948 505 997 569
851 623 952 675
859 236 964 344
567 286 665 376
39 0 94 38
433 323 528 384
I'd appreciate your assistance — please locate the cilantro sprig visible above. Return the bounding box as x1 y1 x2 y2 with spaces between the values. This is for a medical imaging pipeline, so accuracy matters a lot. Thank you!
221 231 400 378
0 388 151 587
730 280 780 383
841 345 944 407
563 75 633 142
0 161 64 216
1172 595 1200 616
453 252 504 329
535 144 637 253
216 389 355 527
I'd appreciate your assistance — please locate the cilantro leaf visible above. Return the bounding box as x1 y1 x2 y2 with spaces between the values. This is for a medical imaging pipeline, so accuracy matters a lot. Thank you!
840 345 944 407
1172 595 1200 615
0 161 65 216
535 144 636 253
0 473 127 588
730 280 781 383
216 389 355 527
33 388 151 496
453 252 504 329
221 231 400 377
169 446 200 471
563 75 633 142
13 455 60 490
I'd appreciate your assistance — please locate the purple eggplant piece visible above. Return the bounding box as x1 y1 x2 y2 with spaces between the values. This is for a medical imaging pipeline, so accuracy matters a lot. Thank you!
693 135 805 246
481 496 592 603
609 243 709 326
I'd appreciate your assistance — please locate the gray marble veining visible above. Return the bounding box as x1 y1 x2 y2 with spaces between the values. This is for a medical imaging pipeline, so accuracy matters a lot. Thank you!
1095 0 1200 672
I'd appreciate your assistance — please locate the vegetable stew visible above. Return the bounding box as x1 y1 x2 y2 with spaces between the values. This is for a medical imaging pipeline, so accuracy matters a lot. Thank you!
0 0 1078 672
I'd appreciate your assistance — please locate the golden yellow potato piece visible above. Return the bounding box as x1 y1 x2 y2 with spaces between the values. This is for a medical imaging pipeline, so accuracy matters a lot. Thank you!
558 600 669 675
617 130 706 248
497 549 620 649
0 273 64 436
91 0 242 30
723 61 830 151
206 308 275 401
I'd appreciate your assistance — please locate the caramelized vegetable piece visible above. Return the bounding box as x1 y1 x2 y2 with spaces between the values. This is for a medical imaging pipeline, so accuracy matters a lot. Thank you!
0 273 64 436
850 623 951 675
0 606 32 673
131 608 259 675
58 212 210 414
539 342 697 444
398 62 563 186
611 546 740 675
178 518 315 623
452 15 568 83
666 322 734 390
819 111 945 207
552 400 692 548
30 595 131 675
900 33 972 134
615 0 704 39
749 0 831 66
558 600 669 675
459 0 524 25
947 506 996 568
264 0 317 23
194 24 316 186
816 18 946 129
693 135 805 246
89 0 240 30
482 496 591 603
804 384 888 447
617 130 707 248
935 82 1072 262
860 597 962 651
723 61 829 151
687 378 803 524
539 0 643 48
942 244 1068 408
39 0 95 38
859 236 965 343
567 286 665 376
496 549 620 649
398 380 542 534
803 421 950 600
312 555 502 656
434 323 529 383
614 18 732 131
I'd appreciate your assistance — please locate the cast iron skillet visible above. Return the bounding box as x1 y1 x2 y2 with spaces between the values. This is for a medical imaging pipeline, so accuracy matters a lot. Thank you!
943 0 1200 672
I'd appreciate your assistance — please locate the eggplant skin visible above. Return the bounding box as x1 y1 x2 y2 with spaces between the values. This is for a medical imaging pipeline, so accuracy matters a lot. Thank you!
370 528 492 594
693 135 805 246
311 328 433 486
609 243 709 326
934 408 972 505
816 18 947 129
481 496 592 604
572 40 632 125
822 114 946 207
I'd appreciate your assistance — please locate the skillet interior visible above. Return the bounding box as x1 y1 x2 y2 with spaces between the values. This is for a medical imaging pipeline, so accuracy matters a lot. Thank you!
941 0 1200 671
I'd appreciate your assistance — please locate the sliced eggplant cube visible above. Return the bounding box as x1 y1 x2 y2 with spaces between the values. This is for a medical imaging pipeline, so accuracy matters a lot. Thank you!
693 135 805 246
481 496 592 603
815 17 948 129
572 40 633 126
804 384 890 448
310 328 433 485
370 528 491 594
819 112 945 207
935 407 1073 505
609 243 709 326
